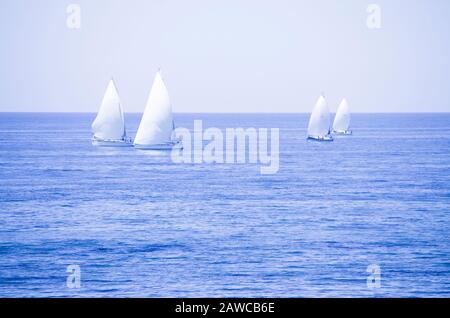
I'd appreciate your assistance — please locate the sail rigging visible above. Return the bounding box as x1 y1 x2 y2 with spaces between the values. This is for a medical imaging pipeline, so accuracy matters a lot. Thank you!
134 71 174 146
333 98 351 133
307 95 332 139
91 79 126 141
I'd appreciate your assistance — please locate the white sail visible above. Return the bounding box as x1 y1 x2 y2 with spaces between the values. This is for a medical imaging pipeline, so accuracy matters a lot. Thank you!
333 98 351 132
307 95 331 138
92 79 126 141
134 71 174 146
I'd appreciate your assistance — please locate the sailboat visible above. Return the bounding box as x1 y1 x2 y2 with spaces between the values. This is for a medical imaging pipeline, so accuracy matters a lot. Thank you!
307 95 333 141
91 79 132 147
332 98 352 135
133 70 182 150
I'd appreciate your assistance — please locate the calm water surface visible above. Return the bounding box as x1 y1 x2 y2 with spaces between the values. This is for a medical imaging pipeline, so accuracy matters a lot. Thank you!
0 113 449 297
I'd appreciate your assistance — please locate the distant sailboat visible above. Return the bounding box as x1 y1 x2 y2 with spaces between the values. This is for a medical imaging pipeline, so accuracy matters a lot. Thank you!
91 79 132 147
134 70 182 150
307 95 333 141
332 98 352 135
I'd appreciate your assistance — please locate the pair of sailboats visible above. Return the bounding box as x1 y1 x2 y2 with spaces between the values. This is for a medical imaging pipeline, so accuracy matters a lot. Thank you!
307 95 352 141
91 71 181 150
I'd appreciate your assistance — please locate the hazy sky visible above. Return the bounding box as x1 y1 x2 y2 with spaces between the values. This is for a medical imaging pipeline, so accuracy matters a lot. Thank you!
1 0 449 113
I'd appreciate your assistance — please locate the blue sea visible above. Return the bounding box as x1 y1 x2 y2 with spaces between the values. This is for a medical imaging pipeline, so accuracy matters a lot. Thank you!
0 113 449 297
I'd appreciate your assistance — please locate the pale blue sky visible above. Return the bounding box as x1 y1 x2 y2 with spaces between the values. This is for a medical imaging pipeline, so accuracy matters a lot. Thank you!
0 0 449 113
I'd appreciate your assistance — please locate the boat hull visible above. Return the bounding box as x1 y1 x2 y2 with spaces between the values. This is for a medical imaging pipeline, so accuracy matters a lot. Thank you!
307 135 334 142
92 138 133 147
133 141 183 150
333 130 352 135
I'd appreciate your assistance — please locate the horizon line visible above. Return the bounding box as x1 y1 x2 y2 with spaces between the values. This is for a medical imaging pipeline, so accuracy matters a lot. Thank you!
1 111 450 114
